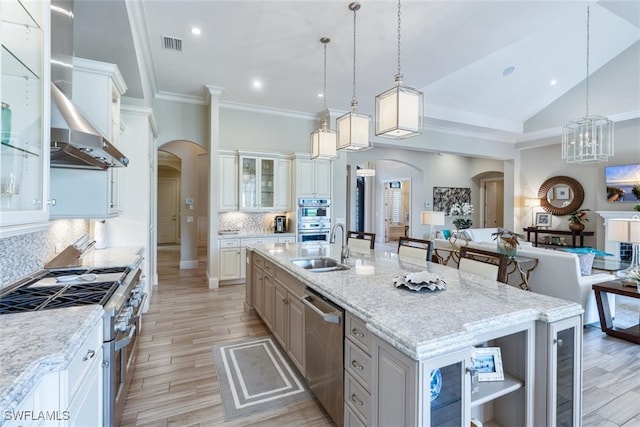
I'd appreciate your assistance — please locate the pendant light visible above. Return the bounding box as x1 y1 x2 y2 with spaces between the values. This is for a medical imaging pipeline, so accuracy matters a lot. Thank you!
561 6 614 164
337 2 371 151
311 37 338 160
374 0 423 139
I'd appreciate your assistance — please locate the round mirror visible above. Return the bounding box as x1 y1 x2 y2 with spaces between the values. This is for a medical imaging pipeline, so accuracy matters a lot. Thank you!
537 176 584 216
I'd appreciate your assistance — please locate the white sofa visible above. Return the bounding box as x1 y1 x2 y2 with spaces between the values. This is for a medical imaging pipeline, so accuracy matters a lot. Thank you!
433 231 615 325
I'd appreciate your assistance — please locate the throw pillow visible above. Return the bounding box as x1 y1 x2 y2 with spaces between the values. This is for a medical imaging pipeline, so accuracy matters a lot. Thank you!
577 252 595 276
441 229 451 239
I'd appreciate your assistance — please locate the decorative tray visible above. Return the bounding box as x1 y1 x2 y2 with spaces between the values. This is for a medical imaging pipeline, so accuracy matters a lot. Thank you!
393 271 446 292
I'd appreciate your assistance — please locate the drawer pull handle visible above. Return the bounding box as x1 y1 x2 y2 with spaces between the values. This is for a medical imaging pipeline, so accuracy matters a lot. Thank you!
351 394 364 406
351 328 365 338
83 349 96 362
351 360 364 371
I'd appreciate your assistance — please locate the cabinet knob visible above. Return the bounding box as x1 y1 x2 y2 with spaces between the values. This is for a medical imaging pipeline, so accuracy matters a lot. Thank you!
283 299 289 305
83 349 96 362
555 338 564 346
351 360 364 371
47 199 57 206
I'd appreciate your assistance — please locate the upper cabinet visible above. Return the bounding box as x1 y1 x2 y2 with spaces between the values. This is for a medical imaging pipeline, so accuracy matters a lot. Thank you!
49 58 127 219
219 152 238 211
295 156 332 199
0 0 50 237
238 152 291 212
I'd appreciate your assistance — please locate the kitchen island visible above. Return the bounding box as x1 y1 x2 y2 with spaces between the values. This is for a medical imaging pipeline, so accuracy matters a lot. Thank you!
246 242 584 427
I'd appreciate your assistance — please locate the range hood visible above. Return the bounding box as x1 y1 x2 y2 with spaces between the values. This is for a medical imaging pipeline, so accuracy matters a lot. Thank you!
50 82 129 170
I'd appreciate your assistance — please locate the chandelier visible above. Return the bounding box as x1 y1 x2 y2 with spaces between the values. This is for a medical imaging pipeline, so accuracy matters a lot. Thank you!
337 2 371 151
561 6 614 164
310 37 338 160
374 0 423 139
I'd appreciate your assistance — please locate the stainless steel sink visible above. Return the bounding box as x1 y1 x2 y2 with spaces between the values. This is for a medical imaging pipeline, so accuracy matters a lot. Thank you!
290 257 350 273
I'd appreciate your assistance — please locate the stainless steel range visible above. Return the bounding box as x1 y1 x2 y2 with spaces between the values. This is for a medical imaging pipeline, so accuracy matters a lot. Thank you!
0 264 146 427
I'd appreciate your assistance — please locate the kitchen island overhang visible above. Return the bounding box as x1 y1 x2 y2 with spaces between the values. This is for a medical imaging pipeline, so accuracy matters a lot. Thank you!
247 242 583 361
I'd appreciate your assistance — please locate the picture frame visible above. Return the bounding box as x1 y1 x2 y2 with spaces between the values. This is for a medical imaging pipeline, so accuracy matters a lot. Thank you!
535 212 552 227
472 347 504 382
555 185 570 200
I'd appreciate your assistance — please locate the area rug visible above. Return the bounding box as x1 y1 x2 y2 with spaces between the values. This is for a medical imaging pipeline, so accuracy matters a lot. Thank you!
212 336 311 421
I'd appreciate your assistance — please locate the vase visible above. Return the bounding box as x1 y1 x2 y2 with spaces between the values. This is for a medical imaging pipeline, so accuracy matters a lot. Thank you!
569 222 585 233
497 237 517 257
1 102 11 145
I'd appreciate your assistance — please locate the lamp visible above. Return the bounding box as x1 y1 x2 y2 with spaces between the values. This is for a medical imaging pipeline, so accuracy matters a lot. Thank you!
374 0 423 139
524 198 541 227
421 211 445 240
337 2 371 152
608 216 640 278
561 6 614 164
310 37 338 160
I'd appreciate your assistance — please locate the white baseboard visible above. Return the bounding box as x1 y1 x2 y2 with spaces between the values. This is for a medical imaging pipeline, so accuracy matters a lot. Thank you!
208 272 219 289
179 259 199 269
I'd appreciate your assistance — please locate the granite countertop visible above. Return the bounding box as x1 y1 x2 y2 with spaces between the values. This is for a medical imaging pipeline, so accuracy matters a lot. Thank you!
249 242 584 361
79 246 144 269
218 232 295 239
0 306 104 422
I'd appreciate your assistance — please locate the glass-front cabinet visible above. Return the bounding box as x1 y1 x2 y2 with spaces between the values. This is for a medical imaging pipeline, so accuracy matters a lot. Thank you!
0 0 50 235
239 155 275 211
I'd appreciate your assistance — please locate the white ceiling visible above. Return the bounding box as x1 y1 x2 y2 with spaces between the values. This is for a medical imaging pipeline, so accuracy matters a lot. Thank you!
73 0 640 143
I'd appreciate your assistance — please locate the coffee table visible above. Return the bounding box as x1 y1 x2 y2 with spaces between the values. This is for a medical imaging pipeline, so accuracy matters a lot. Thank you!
592 280 640 344
591 258 630 274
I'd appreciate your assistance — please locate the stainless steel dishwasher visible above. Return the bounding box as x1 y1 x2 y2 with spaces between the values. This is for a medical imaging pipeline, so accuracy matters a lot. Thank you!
302 287 344 427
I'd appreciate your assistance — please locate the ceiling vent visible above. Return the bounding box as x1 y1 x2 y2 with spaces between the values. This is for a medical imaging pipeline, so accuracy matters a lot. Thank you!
161 35 182 52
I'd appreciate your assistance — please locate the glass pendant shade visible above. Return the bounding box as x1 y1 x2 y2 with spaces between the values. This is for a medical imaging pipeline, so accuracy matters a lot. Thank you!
561 115 614 164
375 76 423 139
311 119 337 160
337 105 371 151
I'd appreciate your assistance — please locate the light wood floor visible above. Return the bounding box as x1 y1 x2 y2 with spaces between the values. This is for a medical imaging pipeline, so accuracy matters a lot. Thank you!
122 247 640 426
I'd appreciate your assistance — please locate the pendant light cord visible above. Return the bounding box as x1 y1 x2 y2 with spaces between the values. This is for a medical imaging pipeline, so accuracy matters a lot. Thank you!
397 0 402 77
352 6 357 103
585 6 590 118
323 40 328 111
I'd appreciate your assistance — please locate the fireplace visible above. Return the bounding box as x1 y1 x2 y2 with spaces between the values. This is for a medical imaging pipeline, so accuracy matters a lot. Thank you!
595 211 639 259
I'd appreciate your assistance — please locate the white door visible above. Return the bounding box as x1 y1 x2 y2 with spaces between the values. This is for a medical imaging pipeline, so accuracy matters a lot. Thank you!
158 178 179 244
483 179 504 228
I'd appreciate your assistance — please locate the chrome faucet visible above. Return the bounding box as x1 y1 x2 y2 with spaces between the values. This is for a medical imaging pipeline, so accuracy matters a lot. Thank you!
330 223 350 262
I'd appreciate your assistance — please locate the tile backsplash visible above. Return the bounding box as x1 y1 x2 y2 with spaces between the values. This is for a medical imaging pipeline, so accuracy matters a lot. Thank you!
0 220 89 289
218 212 291 234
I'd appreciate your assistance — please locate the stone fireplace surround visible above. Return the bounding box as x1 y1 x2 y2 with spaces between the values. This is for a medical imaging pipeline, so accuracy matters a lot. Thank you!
596 211 639 260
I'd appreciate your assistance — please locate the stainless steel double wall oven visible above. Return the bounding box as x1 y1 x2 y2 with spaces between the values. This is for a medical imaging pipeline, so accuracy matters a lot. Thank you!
297 198 331 242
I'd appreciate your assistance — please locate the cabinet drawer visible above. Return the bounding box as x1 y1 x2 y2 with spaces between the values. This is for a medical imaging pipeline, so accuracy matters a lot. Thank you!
345 403 368 427
274 267 304 297
219 238 240 248
261 259 275 276
345 340 371 390
346 312 371 355
242 237 277 247
63 320 103 402
345 372 371 424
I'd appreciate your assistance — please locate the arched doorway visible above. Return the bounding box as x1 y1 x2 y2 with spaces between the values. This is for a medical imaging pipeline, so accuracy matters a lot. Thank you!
157 140 208 271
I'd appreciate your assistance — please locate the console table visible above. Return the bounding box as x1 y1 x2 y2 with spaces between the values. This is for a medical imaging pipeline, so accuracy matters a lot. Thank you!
523 227 594 248
592 280 640 344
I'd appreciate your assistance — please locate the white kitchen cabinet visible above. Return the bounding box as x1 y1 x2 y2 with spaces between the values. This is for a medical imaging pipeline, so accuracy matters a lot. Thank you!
220 236 278 283
535 316 582 427
4 373 58 427
0 0 50 237
344 312 373 426
239 153 291 211
49 58 127 219
219 152 238 211
295 157 332 199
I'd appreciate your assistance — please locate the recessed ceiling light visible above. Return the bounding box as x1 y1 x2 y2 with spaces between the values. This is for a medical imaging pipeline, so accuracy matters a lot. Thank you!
550 79 558 86
191 27 201 36
502 66 516 76
317 93 324 98
252 79 262 89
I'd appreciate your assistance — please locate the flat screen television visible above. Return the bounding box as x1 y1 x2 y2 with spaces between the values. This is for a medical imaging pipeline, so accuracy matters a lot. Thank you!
605 163 640 202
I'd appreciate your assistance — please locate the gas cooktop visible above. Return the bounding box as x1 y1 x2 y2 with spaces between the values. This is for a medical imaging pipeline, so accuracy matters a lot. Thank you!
0 267 130 315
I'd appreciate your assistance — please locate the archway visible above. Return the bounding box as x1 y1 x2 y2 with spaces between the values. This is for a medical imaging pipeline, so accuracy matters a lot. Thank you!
157 140 208 271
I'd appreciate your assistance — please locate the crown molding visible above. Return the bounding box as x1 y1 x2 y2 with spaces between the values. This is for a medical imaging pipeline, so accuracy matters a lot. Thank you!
220 100 316 121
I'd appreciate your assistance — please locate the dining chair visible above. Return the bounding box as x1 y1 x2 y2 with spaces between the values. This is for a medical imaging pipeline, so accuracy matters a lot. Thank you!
458 246 508 283
347 231 376 250
397 237 433 262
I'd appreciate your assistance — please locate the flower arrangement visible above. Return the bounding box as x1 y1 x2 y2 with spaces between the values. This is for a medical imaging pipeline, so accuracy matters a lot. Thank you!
568 208 590 225
491 228 524 257
449 202 474 230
